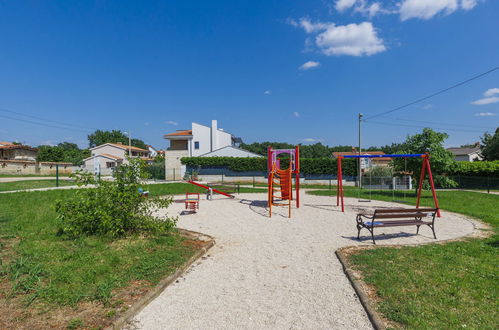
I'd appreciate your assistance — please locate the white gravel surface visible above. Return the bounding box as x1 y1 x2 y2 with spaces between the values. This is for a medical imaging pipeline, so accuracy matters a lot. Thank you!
131 192 484 330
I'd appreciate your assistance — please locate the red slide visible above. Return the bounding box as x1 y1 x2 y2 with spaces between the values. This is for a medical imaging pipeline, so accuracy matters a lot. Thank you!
187 180 235 199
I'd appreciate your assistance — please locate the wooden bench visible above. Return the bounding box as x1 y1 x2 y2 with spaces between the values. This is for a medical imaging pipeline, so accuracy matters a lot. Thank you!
356 208 438 244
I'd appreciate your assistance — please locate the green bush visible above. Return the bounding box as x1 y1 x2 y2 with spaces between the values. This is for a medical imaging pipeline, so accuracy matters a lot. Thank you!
180 157 358 175
56 159 177 238
447 160 499 177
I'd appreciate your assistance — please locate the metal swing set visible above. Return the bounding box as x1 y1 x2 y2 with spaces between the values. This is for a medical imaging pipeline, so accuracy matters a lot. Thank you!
336 153 441 217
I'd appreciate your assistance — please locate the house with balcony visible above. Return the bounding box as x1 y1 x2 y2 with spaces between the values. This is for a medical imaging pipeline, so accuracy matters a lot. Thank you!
83 142 150 175
163 120 257 180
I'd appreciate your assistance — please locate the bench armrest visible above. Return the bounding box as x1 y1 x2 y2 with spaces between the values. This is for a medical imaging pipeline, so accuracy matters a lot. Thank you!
356 213 373 225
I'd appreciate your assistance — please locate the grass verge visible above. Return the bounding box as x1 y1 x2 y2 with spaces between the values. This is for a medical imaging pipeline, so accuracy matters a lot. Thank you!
0 179 75 192
0 185 209 329
309 188 498 329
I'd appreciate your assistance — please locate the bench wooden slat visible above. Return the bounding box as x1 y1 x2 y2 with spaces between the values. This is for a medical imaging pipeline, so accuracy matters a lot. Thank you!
374 208 437 214
373 213 430 219
373 221 432 227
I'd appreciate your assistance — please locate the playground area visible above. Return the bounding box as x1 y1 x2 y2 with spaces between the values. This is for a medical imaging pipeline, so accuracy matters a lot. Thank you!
131 191 484 329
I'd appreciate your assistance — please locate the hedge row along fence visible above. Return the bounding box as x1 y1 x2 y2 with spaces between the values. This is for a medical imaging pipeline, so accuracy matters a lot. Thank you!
181 157 499 177
181 157 358 176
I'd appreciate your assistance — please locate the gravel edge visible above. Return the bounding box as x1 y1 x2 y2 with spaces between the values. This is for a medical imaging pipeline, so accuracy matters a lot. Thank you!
106 229 216 330
335 248 385 330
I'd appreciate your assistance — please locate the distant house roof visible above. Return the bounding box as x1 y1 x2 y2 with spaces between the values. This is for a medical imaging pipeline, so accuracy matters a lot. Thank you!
90 143 149 153
164 130 193 137
0 141 13 146
83 153 123 162
332 151 391 161
0 144 37 152
447 146 481 156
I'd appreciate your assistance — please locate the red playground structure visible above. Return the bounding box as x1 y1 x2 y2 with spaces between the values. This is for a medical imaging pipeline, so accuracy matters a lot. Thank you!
267 146 300 218
336 153 440 217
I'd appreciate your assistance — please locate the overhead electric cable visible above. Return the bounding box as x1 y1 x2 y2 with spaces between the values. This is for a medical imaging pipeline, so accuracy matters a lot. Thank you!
364 66 499 120
0 113 89 133
365 120 488 133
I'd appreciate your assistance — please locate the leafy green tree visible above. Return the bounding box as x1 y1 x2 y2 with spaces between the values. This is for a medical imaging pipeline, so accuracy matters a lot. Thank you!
393 128 455 187
480 128 499 161
87 129 147 149
37 143 90 165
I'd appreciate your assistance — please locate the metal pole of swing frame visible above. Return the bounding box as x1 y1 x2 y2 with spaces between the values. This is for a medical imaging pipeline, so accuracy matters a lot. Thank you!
358 113 363 191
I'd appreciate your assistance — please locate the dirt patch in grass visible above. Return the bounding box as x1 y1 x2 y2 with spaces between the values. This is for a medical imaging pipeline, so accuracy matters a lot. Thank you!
0 233 211 330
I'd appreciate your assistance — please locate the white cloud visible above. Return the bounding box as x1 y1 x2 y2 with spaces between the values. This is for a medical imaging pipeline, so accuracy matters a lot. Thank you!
302 138 322 143
471 97 499 105
471 88 499 105
299 61 321 70
144 122 150 126
461 0 478 10
335 0 358 12
293 112 300 117
474 112 497 117
264 90 272 95
165 120 178 126
315 21 386 56
399 0 479 21
422 104 434 109
483 88 499 97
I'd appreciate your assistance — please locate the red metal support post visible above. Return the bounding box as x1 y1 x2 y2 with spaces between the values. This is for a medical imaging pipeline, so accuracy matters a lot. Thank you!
425 156 441 217
416 154 427 209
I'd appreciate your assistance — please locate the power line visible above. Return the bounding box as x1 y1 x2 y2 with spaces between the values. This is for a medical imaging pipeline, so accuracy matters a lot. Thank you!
364 66 499 120
383 116 497 130
0 113 89 133
365 120 488 133
0 106 97 131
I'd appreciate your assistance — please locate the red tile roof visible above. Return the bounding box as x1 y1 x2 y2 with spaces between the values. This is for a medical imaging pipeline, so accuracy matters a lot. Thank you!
164 130 193 137
102 143 149 152
100 153 123 160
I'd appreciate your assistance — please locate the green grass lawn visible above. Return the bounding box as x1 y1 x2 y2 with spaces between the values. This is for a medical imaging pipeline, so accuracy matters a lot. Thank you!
309 188 499 329
0 179 75 192
0 184 219 328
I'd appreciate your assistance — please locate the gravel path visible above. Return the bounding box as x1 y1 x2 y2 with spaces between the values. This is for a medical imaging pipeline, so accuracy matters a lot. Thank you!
131 192 484 329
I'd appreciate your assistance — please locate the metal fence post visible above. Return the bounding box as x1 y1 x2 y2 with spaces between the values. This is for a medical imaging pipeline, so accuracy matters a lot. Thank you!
253 176 255 188
173 168 176 181
56 164 59 187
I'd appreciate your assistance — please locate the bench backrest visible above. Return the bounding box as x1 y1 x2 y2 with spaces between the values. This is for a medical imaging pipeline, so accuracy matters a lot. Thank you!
373 208 437 220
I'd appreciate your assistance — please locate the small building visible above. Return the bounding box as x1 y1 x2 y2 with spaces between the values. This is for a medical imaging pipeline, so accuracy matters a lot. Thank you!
83 142 150 175
163 120 244 180
0 142 37 161
447 146 482 162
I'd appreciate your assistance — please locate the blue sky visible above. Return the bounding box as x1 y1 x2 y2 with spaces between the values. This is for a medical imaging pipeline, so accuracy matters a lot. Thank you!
0 0 498 149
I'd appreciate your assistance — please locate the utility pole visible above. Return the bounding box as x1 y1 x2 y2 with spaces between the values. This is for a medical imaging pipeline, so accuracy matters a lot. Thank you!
358 113 363 189
128 130 132 157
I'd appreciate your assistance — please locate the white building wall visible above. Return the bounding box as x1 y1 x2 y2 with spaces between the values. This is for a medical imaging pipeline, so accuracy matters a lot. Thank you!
201 147 262 158
191 123 211 156
216 130 233 150
90 145 127 162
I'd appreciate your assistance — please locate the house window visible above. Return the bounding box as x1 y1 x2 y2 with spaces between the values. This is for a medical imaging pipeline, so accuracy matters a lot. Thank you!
106 162 116 168
194 142 200 149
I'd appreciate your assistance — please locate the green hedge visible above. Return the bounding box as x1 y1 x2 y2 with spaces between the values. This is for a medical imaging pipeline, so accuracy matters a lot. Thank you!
447 160 499 177
180 157 358 176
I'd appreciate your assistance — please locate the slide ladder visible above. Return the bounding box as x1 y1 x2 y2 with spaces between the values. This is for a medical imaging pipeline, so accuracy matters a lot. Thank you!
187 180 235 199
268 166 292 218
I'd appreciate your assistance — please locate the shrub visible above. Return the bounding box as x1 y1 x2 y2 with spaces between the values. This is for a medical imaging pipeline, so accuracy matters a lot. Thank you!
447 160 499 177
56 159 176 238
180 157 358 176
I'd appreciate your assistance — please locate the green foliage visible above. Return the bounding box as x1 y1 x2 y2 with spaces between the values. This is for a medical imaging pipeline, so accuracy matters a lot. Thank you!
56 159 176 238
480 127 499 161
180 156 358 175
392 128 455 184
87 129 147 149
37 142 90 165
240 141 354 158
447 160 499 177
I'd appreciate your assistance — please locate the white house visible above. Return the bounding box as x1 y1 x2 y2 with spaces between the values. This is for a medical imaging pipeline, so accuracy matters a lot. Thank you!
164 120 252 180
83 142 150 175
447 146 483 162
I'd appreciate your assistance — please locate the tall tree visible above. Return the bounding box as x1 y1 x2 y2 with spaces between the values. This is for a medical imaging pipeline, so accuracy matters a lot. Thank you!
393 128 455 186
87 130 147 149
480 127 499 161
